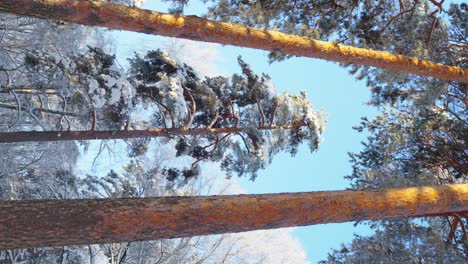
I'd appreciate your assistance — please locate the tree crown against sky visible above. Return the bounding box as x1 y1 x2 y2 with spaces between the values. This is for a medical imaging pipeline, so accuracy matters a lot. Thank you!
0 1 463 262
160 0 467 260
158 0 465 188
335 106 468 260
320 219 468 263
0 10 312 263
165 0 466 109
2 42 326 183
128 50 325 182
171 0 466 63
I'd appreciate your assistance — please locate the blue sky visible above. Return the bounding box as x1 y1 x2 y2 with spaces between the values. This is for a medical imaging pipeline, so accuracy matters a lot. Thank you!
106 0 465 262
227 45 377 262
0 0 460 262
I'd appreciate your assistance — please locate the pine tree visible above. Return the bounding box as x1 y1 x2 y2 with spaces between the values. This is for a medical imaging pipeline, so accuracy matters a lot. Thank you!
184 0 467 257
1 184 467 249
0 48 325 182
0 0 465 82
185 0 467 110
320 220 468 263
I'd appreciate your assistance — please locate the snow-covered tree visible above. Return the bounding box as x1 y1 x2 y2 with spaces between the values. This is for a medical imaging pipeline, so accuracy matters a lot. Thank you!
164 0 466 110
1 0 465 83
128 50 325 181
0 3 114 132
1 49 325 182
320 220 468 263
0 4 319 262
174 1 467 259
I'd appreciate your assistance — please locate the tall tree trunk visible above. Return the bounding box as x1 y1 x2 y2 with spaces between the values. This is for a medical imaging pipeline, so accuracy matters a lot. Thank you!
0 125 300 143
0 184 467 249
0 1 466 83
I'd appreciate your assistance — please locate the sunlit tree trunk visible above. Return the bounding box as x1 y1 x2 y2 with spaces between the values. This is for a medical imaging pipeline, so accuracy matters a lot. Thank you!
0 184 467 249
0 0 466 83
0 125 301 143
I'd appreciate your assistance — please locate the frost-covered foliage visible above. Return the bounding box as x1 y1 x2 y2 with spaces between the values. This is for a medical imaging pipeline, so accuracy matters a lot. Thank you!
348 108 467 189
12 47 136 131
332 104 468 260
0 0 141 132
0 6 318 263
320 220 467 264
0 11 108 86
0 11 111 132
162 0 465 259
167 1 466 113
109 0 146 7
129 50 325 182
0 141 80 200
3 45 325 182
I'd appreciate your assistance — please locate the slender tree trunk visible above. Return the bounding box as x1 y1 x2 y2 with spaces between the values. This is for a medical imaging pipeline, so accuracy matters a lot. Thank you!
0 103 84 117
0 89 59 95
0 85 59 94
0 125 299 143
0 184 467 249
0 1 466 83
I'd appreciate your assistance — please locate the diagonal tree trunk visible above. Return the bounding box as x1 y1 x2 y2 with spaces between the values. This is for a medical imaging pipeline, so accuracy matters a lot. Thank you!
0 125 301 143
0 184 467 249
0 0 466 83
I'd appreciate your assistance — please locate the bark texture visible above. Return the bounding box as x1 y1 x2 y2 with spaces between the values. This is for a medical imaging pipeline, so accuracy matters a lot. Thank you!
0 0 466 83
0 184 467 249
0 125 298 143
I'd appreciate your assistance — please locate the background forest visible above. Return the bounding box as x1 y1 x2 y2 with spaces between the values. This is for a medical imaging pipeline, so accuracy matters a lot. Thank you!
0 0 466 263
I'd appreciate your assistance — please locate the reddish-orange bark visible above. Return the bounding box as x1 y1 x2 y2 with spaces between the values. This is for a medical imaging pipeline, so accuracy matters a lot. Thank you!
0 184 467 249
0 0 466 83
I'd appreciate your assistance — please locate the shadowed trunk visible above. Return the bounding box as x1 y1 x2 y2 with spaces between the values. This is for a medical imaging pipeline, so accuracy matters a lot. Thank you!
0 0 466 83
0 125 300 143
0 184 467 249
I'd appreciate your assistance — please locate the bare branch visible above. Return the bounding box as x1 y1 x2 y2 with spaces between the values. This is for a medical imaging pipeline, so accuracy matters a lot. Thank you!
181 84 196 129
7 90 21 128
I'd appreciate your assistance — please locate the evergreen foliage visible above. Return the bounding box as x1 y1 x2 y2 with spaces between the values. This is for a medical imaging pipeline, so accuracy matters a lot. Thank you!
161 0 467 259
0 0 466 261
2 45 325 183
128 50 325 182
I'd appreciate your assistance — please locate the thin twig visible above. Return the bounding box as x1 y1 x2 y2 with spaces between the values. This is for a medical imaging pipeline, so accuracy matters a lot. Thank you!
191 133 231 167
237 132 250 154
8 90 21 128
181 84 196 129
